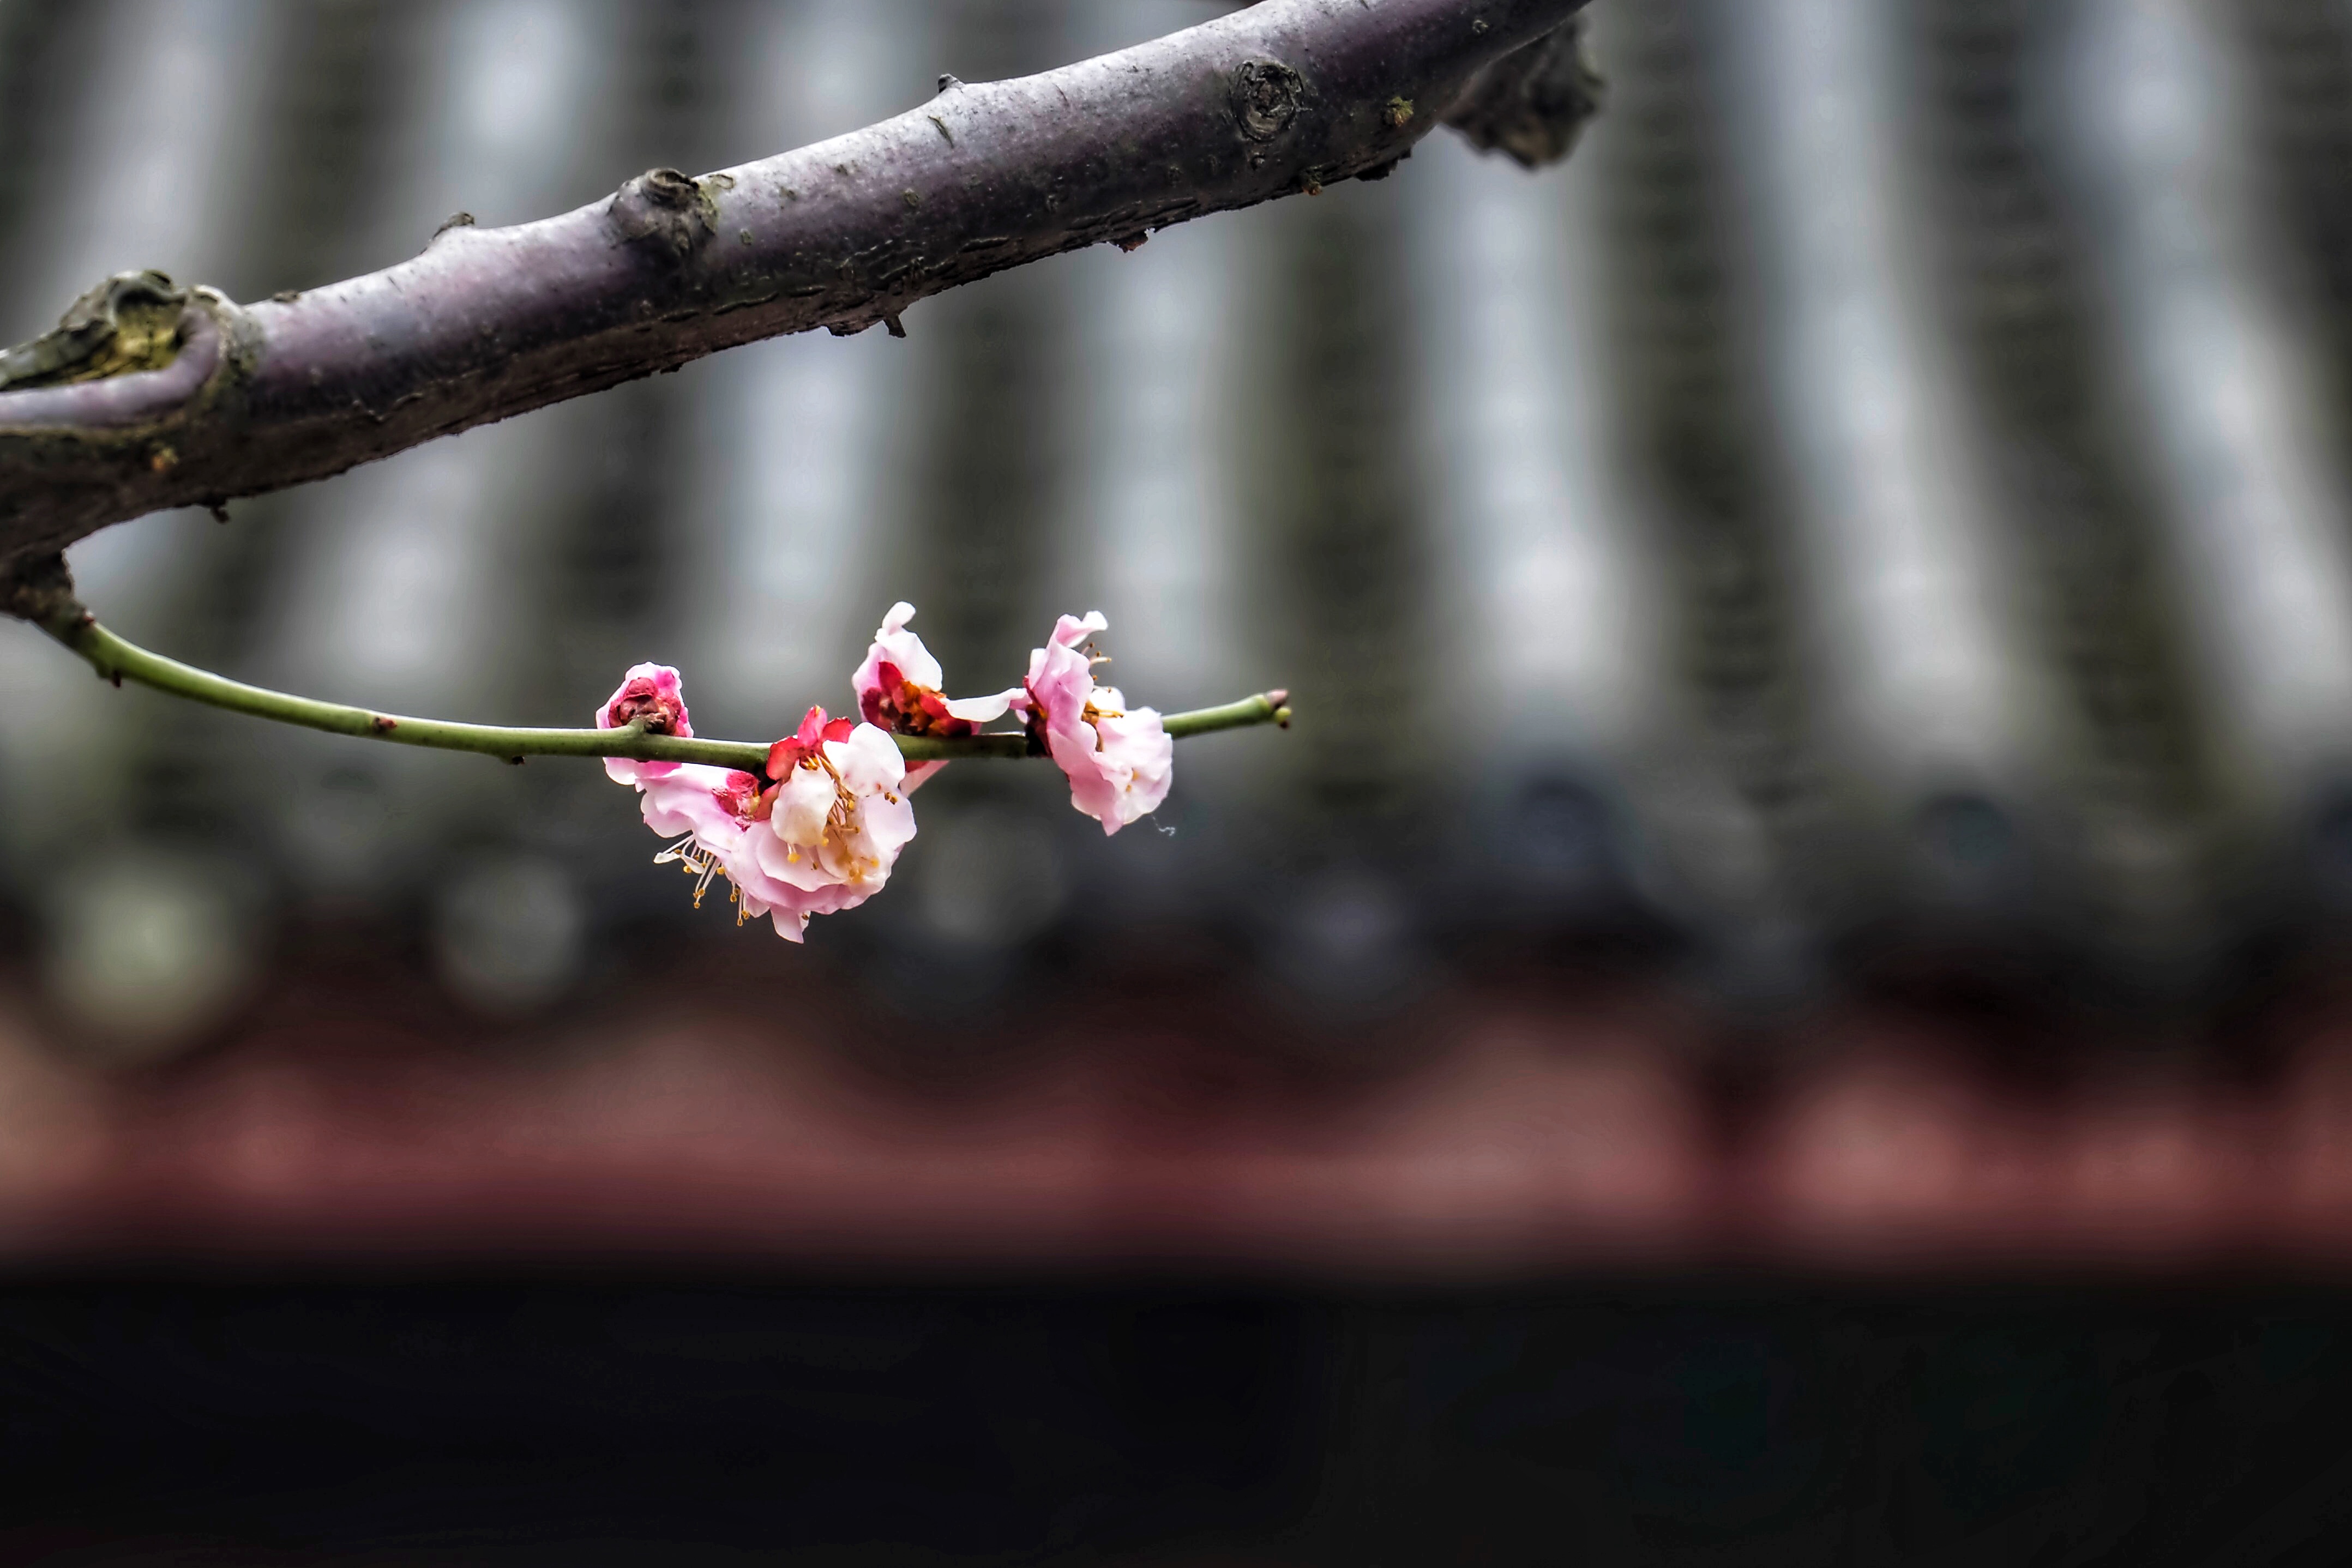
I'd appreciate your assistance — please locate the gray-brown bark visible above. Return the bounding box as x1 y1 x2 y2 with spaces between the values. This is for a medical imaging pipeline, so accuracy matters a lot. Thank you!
1443 11 1608 167
0 0 1589 577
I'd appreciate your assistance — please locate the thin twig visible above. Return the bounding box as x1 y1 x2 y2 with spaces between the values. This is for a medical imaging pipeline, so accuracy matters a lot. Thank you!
35 612 1290 769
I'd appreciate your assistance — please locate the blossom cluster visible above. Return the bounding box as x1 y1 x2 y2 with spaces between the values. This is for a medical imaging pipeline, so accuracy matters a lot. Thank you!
598 604 1172 940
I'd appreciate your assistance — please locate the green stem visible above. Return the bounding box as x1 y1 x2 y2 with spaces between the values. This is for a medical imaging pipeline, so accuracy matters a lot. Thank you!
38 613 1290 770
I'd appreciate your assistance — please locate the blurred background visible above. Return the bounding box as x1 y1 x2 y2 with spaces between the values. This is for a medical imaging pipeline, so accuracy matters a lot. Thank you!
10 0 2352 1558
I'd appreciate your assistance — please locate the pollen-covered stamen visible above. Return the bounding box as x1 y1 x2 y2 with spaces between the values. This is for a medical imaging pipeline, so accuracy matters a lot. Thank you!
654 832 724 907
867 661 980 738
788 750 863 840
653 831 730 908
823 755 860 821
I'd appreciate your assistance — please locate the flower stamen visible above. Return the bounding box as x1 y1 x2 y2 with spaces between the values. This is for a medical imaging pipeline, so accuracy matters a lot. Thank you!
654 831 734 908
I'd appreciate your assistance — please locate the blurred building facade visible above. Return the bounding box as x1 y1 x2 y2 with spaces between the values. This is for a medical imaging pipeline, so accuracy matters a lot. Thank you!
3 0 2352 1070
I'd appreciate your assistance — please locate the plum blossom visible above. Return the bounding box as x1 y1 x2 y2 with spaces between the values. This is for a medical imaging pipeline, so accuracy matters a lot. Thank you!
599 604 1188 937
597 662 691 786
641 763 840 941
853 602 1019 734
638 762 765 908
1022 612 1173 835
600 665 917 942
851 601 1021 791
745 705 918 917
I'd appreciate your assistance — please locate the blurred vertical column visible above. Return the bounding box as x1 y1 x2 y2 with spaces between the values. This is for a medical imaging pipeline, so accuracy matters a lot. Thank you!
0 0 283 342
1717 0 2061 938
677 0 926 744
0 0 288 802
1905 1 2227 987
507 0 721 940
857 2 1090 988
1589 1 1832 994
1400 97 1682 937
2216 0 2352 918
1050 1 1255 933
0 0 298 1053
885 1 1080 678
124 0 412 807
2057 0 2352 913
2231 2 2352 384
1235 168 1434 1011
0 3 79 297
253 0 636 1012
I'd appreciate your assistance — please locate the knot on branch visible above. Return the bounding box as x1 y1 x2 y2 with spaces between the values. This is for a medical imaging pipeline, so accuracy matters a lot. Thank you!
0 553 84 634
0 271 188 393
1232 59 1307 143
609 167 717 260
1443 16 1606 169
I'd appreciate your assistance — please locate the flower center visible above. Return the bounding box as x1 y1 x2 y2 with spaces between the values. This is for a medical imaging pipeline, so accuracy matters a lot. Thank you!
870 661 976 737
606 677 685 735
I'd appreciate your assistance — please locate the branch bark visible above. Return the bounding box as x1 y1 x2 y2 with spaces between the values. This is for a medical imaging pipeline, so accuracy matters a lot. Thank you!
0 0 1587 575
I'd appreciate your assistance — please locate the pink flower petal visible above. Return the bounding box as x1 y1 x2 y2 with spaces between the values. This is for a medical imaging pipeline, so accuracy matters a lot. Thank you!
1021 612 1173 835
597 662 693 786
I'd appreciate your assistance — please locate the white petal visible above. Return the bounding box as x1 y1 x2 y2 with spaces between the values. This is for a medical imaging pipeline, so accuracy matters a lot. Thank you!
941 687 1020 723
769 764 836 845
859 791 918 860
751 822 840 892
829 724 907 793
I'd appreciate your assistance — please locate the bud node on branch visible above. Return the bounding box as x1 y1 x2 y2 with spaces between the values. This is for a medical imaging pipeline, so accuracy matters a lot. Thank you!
0 552 81 638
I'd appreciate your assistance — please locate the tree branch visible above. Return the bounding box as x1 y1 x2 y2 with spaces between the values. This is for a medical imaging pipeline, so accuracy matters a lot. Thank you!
0 0 1588 575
